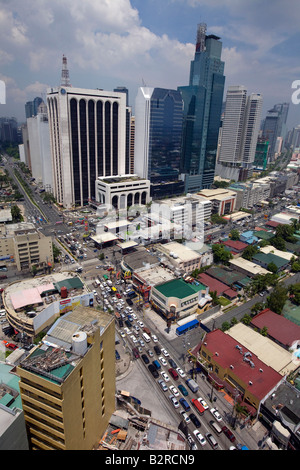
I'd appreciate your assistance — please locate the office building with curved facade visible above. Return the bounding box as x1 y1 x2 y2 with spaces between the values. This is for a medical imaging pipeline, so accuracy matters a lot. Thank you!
47 86 128 208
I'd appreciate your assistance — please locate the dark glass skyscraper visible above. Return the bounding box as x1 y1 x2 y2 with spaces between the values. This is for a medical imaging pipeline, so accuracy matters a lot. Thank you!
135 87 184 196
178 23 225 193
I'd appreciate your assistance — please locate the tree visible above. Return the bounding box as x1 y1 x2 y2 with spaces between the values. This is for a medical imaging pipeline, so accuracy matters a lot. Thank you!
291 261 300 273
229 229 240 241
260 326 268 336
212 244 233 264
271 236 286 251
52 243 61 262
221 321 231 331
241 314 252 325
11 204 23 222
267 262 278 274
266 285 288 315
242 244 259 261
251 302 264 316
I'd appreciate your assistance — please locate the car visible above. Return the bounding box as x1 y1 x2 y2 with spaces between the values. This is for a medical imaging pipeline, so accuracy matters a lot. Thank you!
137 321 144 328
127 315 133 322
180 411 191 424
161 371 170 382
147 349 154 357
198 397 209 410
178 384 188 397
116 293 122 298
161 348 169 357
6 343 18 350
222 426 236 443
189 412 201 428
115 350 120 360
119 331 125 338
168 358 177 369
152 334 158 343
154 345 161 355
187 434 197 451
205 432 218 449
210 408 222 422
124 327 130 335
131 313 137 320
169 385 180 397
193 430 206 447
139 339 145 347
134 324 140 331
130 335 138 344
148 364 159 378
176 367 186 378
158 379 168 392
158 356 167 366
132 348 140 359
141 354 150 364
169 395 179 409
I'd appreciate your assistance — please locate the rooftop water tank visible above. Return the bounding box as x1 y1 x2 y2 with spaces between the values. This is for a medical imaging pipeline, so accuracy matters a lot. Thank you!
61 286 68 298
72 331 88 356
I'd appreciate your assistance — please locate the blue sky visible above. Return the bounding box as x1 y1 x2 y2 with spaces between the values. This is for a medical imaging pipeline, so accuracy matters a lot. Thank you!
1 0 300 129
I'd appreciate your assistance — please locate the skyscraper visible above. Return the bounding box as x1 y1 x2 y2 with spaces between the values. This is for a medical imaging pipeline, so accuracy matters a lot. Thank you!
216 86 262 181
178 23 225 193
262 102 289 162
47 86 127 208
134 86 184 197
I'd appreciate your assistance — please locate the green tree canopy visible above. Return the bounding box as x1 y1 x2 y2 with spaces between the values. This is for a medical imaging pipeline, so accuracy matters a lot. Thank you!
212 243 233 264
266 284 288 314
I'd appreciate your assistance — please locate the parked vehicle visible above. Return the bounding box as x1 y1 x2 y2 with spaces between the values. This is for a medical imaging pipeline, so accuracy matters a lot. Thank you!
185 378 199 393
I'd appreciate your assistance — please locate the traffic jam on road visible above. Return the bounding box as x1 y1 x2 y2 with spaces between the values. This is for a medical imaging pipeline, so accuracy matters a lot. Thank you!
92 275 237 451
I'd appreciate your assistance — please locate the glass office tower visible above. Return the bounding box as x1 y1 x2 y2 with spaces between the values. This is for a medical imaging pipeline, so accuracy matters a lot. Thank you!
178 23 225 193
134 87 184 197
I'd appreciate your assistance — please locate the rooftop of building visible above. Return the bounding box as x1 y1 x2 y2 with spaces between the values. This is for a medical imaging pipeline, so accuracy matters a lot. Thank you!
222 239 248 251
3 272 87 323
229 258 271 275
198 188 237 200
197 272 237 298
206 266 245 286
157 241 201 262
253 230 275 240
225 322 297 376
154 278 206 299
252 252 289 269
262 382 300 429
251 308 300 349
97 174 148 185
134 265 175 286
19 306 113 385
123 247 160 272
260 246 295 261
201 329 282 400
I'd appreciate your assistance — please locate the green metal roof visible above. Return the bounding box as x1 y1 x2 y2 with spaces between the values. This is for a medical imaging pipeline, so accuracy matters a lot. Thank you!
155 278 206 299
252 252 288 269
54 277 84 291
253 230 274 240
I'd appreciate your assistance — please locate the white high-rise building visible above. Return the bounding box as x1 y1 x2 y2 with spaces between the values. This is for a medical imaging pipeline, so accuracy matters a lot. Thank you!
216 86 262 181
47 86 127 208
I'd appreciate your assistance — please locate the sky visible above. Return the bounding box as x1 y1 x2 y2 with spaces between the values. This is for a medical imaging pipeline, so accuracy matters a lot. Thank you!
1 0 300 130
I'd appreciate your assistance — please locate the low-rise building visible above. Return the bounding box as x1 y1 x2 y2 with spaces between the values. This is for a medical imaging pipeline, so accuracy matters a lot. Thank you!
150 278 207 320
156 241 202 274
197 188 237 216
95 174 151 210
229 257 271 277
252 252 290 272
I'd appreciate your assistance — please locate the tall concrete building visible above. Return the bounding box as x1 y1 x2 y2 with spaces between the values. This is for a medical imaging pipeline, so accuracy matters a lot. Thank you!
47 86 127 208
216 87 262 181
262 102 289 162
17 306 115 450
178 23 225 193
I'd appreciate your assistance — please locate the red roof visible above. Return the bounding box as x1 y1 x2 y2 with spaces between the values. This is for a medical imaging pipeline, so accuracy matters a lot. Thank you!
266 220 281 228
251 308 300 348
202 330 282 400
223 239 248 251
198 273 231 296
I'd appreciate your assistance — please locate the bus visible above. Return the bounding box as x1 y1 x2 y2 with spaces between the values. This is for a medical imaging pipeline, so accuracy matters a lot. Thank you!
176 319 199 336
191 398 205 416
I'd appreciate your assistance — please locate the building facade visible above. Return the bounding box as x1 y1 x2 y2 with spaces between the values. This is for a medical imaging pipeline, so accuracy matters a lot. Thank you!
95 174 151 210
17 306 115 450
178 23 225 193
47 86 127 208
134 87 183 187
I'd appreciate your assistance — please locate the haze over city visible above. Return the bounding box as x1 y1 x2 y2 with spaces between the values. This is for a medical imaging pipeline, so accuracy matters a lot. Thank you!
0 0 300 127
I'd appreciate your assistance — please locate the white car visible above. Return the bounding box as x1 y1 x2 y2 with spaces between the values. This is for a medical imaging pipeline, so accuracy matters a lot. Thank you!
130 335 138 344
169 395 179 409
124 327 130 335
158 356 167 366
120 331 125 338
161 348 169 357
198 397 209 410
161 371 170 382
210 408 222 422
169 385 180 397
181 411 191 424
131 313 137 320
193 430 206 446
187 434 197 451
176 367 186 378
152 334 158 343
139 339 145 347
137 321 144 328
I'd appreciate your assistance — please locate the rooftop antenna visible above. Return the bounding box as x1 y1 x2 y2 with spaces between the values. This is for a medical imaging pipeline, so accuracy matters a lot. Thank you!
196 23 207 53
61 54 71 87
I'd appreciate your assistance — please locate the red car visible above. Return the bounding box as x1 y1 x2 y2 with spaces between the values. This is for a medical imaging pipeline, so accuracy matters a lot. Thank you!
222 425 236 442
6 343 18 350
116 293 122 299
